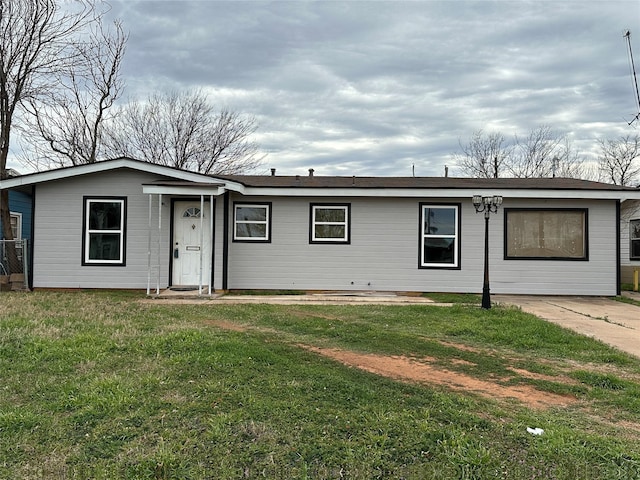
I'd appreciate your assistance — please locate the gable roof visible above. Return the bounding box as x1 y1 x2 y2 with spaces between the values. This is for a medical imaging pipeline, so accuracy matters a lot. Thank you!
0 157 224 188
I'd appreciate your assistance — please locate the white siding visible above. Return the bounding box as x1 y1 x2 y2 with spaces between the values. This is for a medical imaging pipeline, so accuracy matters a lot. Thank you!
226 195 619 295
31 175 622 296
493 198 616 295
33 169 172 289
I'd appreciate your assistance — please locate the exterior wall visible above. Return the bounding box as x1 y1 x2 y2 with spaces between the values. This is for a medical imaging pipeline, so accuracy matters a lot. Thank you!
28 171 621 296
33 169 172 289
226 195 619 296
621 200 640 284
212 198 226 291
493 198 616 295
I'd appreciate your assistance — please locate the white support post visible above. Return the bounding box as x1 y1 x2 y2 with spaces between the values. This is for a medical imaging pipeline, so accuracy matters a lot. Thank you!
199 195 204 295
147 194 152 295
157 194 162 295
209 195 214 295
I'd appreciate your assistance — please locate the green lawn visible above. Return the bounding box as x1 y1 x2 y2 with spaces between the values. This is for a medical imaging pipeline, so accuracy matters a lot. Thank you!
1 291 640 479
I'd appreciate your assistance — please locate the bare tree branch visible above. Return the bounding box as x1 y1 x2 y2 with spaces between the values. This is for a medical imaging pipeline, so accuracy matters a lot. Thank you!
0 0 98 247
454 126 589 180
453 130 512 178
21 16 127 168
597 134 640 186
105 89 264 174
509 125 564 178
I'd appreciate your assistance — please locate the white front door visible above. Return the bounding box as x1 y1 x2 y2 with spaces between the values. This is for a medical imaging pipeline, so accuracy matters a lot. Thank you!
172 201 212 286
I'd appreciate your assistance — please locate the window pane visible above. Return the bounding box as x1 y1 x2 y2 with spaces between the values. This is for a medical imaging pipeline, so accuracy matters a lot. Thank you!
632 220 640 240
183 207 201 218
236 207 266 222
89 202 122 230
507 210 585 258
315 225 346 239
632 240 640 258
315 208 345 223
9 215 19 239
424 207 455 236
236 223 267 238
423 238 455 264
88 233 121 260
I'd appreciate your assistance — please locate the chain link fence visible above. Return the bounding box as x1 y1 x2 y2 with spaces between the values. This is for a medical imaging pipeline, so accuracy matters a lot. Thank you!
0 239 29 291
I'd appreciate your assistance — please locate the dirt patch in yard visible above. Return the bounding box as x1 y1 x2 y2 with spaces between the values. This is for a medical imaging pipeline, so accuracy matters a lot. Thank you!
301 346 576 409
207 319 577 410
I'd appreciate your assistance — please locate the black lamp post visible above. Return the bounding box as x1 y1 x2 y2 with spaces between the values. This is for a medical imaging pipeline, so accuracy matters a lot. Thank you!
472 195 503 309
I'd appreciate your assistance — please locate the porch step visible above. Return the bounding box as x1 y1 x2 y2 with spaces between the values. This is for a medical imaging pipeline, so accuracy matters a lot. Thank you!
149 288 222 300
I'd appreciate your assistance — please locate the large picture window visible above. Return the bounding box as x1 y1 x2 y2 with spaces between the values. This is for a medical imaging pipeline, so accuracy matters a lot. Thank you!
505 208 587 260
234 203 271 242
420 204 460 268
310 204 350 244
631 219 640 260
83 197 126 265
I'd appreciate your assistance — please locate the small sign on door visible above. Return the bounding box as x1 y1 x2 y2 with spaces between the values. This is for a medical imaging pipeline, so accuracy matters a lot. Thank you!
186 246 201 251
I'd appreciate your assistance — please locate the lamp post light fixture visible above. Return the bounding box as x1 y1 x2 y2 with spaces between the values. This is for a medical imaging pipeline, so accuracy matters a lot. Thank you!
472 195 503 309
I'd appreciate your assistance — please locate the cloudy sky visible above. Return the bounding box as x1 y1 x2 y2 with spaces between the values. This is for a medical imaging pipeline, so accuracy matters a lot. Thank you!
96 0 640 176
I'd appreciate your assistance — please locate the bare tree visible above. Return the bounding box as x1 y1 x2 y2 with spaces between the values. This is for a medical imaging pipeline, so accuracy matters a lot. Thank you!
0 0 97 249
455 125 588 179
509 125 565 178
454 130 512 178
105 90 263 174
22 18 127 169
597 134 640 186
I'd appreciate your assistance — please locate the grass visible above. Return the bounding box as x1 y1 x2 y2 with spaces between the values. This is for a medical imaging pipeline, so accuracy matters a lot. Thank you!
615 295 640 307
422 292 482 304
1 292 640 479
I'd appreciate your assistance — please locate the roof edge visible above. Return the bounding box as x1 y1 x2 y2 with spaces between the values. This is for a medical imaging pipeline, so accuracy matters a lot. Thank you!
0 157 224 188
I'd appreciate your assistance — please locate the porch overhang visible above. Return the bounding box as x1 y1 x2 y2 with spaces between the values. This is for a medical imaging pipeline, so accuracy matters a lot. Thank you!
142 181 227 196
144 183 220 297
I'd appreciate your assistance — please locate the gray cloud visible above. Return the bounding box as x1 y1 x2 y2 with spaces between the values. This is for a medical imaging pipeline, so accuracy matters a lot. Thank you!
99 0 640 177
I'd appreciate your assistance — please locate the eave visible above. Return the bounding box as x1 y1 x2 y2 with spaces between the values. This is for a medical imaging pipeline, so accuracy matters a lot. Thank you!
235 186 640 201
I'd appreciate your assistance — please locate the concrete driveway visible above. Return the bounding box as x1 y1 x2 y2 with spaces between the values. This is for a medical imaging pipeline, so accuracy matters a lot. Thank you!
493 293 640 358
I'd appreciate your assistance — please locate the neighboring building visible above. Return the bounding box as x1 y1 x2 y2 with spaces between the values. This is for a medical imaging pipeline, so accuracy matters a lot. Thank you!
621 199 640 285
1 157 639 295
0 169 32 242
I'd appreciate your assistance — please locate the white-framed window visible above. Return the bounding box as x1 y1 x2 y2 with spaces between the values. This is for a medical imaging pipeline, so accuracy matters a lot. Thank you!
310 204 350 244
233 203 271 242
83 197 126 265
631 219 640 260
9 212 22 240
420 204 460 268
505 208 587 260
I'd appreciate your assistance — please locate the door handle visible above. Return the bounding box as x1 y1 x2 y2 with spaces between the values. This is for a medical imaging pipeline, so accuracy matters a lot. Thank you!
174 248 179 259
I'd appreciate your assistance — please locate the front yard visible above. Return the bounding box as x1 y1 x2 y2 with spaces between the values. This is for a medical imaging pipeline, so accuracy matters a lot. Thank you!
1 291 640 479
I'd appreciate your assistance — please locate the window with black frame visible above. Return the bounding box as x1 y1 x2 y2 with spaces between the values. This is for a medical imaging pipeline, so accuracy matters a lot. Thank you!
419 204 460 268
505 208 587 260
233 203 271 242
631 219 640 260
309 204 350 244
